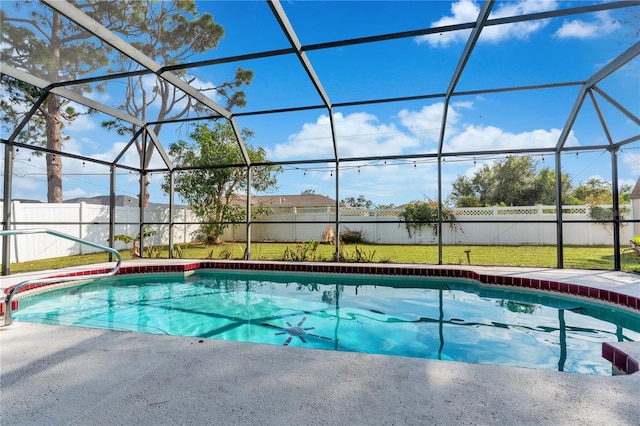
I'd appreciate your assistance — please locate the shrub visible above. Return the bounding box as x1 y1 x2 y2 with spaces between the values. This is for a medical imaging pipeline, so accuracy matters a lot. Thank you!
399 199 460 238
340 228 368 244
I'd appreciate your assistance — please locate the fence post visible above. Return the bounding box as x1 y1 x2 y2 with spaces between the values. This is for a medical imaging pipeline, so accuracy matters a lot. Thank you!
293 207 297 241
493 206 499 244
79 202 84 255
538 205 543 245
11 201 19 264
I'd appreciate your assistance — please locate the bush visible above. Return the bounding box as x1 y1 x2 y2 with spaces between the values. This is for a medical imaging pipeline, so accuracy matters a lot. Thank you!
340 228 367 244
399 199 460 238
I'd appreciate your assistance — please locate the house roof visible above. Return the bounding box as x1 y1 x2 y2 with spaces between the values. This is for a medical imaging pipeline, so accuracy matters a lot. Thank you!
235 194 335 207
631 177 640 200
64 195 170 208
59 194 336 208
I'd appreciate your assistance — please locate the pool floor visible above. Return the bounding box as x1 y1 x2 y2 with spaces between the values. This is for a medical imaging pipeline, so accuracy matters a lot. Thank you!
14 270 640 375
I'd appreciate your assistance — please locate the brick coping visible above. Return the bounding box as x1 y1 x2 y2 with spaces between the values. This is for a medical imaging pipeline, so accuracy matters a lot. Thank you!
5 260 640 374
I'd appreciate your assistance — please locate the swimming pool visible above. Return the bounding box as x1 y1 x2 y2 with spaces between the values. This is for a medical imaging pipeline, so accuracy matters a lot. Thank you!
13 270 640 375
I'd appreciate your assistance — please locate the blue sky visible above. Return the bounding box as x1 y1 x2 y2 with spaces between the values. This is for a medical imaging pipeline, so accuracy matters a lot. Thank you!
3 0 639 206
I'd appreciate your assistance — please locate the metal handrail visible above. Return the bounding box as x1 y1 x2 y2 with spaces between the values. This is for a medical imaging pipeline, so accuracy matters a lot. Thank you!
1 228 122 326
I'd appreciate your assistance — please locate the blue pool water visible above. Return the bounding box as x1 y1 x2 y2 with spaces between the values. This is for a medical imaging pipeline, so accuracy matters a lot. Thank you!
14 270 640 375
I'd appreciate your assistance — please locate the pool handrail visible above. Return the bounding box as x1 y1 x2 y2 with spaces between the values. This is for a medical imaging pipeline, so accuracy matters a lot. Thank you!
1 228 122 327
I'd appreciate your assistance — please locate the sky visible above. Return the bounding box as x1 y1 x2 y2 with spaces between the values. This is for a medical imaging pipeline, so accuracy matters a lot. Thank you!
2 0 639 207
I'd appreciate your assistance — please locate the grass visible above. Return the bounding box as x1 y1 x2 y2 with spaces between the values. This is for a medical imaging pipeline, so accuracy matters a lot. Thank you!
5 241 639 274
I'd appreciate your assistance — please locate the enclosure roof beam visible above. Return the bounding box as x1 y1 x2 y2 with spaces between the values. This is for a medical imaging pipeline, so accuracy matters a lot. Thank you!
1 63 144 128
588 90 614 147
438 0 494 156
1 139 121 170
446 1 494 99
591 86 640 127
555 41 640 151
146 127 174 171
41 0 234 121
229 117 251 165
615 134 640 148
112 129 143 169
586 41 640 88
268 1 331 110
268 0 338 160
42 0 253 166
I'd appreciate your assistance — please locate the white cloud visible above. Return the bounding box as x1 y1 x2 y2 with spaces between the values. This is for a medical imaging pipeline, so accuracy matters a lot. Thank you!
269 112 419 160
416 0 558 47
554 11 620 40
444 124 578 152
63 109 97 133
63 187 99 200
91 141 164 171
398 102 463 142
621 150 640 178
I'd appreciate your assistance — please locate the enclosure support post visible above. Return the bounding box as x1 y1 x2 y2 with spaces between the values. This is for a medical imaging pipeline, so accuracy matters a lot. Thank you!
329 110 340 261
610 147 621 270
109 165 116 262
169 172 175 259
437 157 443 265
139 130 147 258
554 152 564 269
2 144 15 275
245 166 252 260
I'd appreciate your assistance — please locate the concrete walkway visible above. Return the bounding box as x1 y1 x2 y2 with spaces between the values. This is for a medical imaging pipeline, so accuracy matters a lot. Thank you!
1 262 639 425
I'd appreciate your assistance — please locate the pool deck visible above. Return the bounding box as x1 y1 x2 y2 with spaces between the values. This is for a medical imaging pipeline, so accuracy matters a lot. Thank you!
1 260 639 425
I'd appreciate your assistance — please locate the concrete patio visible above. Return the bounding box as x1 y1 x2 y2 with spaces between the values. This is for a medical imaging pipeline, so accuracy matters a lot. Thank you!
1 261 639 425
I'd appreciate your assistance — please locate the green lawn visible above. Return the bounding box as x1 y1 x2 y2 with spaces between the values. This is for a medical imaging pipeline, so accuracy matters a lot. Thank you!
5 242 639 274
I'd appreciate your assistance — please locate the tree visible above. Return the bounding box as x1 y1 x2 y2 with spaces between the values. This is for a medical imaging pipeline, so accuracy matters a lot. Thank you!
102 0 253 207
341 195 374 209
448 155 574 206
572 177 613 205
163 122 281 244
1 1 115 202
301 189 317 195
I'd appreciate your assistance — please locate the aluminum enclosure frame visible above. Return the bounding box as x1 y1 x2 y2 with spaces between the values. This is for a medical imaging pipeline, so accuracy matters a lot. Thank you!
1 0 639 273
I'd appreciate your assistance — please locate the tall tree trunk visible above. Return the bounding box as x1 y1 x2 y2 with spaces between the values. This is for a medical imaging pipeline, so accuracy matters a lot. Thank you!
46 12 63 203
46 94 63 203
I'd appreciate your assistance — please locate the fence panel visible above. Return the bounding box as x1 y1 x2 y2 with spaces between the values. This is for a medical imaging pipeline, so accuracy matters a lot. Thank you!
1 202 634 262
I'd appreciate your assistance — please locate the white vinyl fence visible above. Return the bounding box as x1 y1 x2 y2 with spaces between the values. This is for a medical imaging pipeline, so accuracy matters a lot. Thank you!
0 201 635 263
